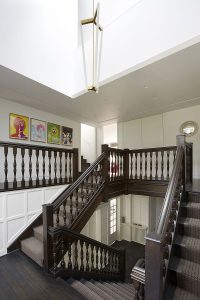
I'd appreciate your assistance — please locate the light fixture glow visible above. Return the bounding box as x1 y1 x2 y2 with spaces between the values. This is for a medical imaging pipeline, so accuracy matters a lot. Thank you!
80 1 103 93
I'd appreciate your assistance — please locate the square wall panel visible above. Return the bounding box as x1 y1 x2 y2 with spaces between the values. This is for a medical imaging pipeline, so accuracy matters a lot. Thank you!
0 223 4 250
0 195 4 220
7 217 25 244
27 190 42 213
7 193 25 218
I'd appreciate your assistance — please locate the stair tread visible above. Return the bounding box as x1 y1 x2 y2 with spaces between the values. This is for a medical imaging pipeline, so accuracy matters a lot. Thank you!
169 257 200 280
69 279 104 300
21 236 43 266
165 284 200 300
82 280 116 300
178 217 200 226
182 202 200 208
175 234 200 247
93 281 126 300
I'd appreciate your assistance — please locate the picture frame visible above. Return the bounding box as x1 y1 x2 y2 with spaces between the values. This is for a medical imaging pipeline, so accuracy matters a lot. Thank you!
30 118 46 143
9 113 29 140
61 126 73 146
47 122 60 144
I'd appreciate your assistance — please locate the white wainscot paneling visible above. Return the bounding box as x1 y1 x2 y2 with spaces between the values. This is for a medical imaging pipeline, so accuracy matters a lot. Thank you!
27 190 43 213
0 223 4 253
0 195 4 220
0 184 67 257
7 192 25 218
7 217 25 243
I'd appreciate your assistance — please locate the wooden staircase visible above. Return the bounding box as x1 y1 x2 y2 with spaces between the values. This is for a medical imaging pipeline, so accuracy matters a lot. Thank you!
164 190 200 299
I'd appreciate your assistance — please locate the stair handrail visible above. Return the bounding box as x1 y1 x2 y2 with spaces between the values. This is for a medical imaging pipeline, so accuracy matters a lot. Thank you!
53 152 106 210
48 226 126 281
144 135 186 300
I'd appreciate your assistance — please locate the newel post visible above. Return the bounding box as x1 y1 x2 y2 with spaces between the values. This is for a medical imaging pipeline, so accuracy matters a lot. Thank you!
124 149 129 194
43 203 54 272
101 144 110 184
145 233 163 300
72 148 79 181
176 134 186 192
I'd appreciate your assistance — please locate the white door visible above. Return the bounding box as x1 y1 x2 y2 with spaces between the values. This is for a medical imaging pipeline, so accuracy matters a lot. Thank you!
109 198 117 245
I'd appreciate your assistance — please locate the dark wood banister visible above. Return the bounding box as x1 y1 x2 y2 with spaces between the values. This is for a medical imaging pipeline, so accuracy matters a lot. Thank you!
131 135 190 300
53 152 106 210
157 145 184 235
129 146 177 153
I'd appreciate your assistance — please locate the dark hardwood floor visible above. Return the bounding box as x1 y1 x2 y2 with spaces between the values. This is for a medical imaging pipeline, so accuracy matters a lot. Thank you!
0 250 86 300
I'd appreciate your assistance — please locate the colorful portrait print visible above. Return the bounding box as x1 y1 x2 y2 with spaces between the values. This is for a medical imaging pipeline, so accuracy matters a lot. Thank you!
61 126 73 146
31 119 46 143
47 123 60 144
10 113 29 140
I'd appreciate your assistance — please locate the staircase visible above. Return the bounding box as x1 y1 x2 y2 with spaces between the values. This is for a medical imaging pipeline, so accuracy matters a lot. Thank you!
165 191 200 299
66 278 136 300
81 155 90 173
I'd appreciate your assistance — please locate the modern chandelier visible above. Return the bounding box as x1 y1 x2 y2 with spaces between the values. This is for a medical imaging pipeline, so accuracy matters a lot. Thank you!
80 1 103 93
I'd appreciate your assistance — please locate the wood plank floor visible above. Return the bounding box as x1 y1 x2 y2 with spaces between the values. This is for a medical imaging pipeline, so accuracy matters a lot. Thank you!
0 250 86 300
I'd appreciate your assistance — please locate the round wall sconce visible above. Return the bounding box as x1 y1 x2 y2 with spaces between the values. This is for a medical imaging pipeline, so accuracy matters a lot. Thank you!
180 121 199 137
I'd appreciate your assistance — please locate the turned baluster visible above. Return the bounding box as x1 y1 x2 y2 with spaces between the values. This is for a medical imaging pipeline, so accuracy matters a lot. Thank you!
52 235 57 272
155 151 158 180
161 150 164 180
85 242 89 271
95 246 99 272
42 149 46 186
65 152 68 183
130 153 133 179
69 152 72 183
13 147 17 189
91 244 95 271
59 151 62 185
120 153 123 177
48 150 52 185
74 240 78 270
36 149 39 186
81 181 84 208
69 194 74 224
54 151 57 184
145 152 148 179
135 153 138 179
173 149 176 164
75 188 79 216
114 151 117 180
100 248 103 272
140 152 143 179
104 249 107 273
29 148 32 187
4 145 8 190
167 150 170 179
85 177 89 202
80 240 84 271
61 236 65 268
63 200 67 226
56 207 60 226
90 170 94 193
150 151 153 179
21 148 25 188
111 151 114 181
68 238 72 269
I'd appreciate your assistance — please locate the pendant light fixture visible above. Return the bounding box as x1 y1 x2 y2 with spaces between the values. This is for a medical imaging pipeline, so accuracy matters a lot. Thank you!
80 1 103 93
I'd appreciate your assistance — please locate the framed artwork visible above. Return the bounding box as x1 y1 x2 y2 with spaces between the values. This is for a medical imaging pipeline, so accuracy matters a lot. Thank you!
61 126 73 146
31 118 46 143
9 113 29 140
47 122 60 144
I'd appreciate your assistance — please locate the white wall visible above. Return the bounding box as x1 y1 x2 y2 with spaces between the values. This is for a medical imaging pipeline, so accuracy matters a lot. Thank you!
0 0 78 96
81 123 96 164
0 184 67 256
118 104 200 178
75 0 200 94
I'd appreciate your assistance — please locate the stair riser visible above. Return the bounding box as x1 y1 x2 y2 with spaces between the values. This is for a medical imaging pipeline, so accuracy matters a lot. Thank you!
188 194 200 203
174 244 200 264
180 207 200 219
34 229 43 243
178 223 200 239
168 269 200 296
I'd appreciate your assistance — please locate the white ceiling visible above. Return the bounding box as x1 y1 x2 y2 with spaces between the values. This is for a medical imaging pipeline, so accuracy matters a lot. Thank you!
1 42 200 126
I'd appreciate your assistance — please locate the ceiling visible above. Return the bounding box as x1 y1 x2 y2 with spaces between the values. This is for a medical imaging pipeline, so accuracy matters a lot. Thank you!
1 41 200 126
